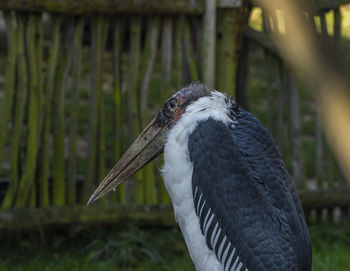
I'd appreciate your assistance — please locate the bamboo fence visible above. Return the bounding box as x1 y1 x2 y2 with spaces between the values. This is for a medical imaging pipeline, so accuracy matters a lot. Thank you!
0 1 246 211
0 0 349 227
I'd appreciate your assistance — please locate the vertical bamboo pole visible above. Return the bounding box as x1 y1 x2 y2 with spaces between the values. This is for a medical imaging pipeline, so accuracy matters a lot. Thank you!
328 9 344 201
28 14 44 208
52 58 66 207
173 16 184 89
67 17 85 205
97 18 109 199
202 0 216 88
15 14 39 208
161 17 173 99
0 12 17 172
53 20 74 206
83 18 100 202
276 61 286 154
159 16 174 203
112 18 126 203
315 107 323 189
321 11 340 189
264 11 282 141
288 72 303 188
127 16 143 204
2 13 26 209
326 147 338 189
314 13 329 190
333 8 341 59
36 13 44 134
140 17 160 116
193 17 203 80
184 18 199 82
319 13 328 37
235 36 249 109
38 15 61 207
216 9 237 95
140 17 160 204
83 16 108 203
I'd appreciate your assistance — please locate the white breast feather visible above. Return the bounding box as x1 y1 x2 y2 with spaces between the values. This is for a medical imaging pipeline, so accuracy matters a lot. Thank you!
161 91 233 271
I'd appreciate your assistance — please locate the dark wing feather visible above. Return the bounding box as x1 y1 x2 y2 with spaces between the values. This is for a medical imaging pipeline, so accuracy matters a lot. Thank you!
188 105 312 271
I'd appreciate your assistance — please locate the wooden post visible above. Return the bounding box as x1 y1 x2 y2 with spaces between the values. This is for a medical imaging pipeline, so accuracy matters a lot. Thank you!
53 19 74 206
67 17 85 205
315 106 324 188
28 14 44 208
161 16 173 99
216 8 237 95
140 17 160 117
84 18 99 202
127 16 143 204
112 18 126 204
262 11 274 131
140 17 160 204
314 12 329 190
83 16 108 203
184 18 199 82
38 15 61 207
2 13 26 209
288 72 303 188
159 16 175 203
173 16 184 89
15 14 39 208
202 0 216 88
0 12 17 172
276 62 286 152
235 36 249 109
96 18 109 203
319 13 328 37
36 13 44 138
193 17 203 80
333 7 341 59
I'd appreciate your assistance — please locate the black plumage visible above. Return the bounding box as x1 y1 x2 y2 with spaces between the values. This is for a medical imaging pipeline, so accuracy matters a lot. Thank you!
189 104 312 271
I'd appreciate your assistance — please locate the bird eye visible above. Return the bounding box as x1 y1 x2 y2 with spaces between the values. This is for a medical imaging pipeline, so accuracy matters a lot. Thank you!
168 100 177 111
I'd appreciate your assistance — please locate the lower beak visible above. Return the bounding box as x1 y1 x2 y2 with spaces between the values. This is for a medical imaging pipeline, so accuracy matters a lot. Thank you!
87 117 168 205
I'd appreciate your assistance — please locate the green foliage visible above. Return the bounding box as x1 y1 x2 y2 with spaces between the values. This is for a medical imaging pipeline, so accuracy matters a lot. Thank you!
1 221 350 270
0 226 194 271
310 220 350 271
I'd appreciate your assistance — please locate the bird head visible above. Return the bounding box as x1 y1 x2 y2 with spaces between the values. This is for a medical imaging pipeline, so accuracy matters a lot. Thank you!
87 83 211 205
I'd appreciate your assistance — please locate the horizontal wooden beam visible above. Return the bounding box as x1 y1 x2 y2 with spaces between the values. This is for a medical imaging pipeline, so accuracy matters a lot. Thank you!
252 0 350 12
0 1 348 16
0 189 349 231
244 27 280 56
0 0 241 15
299 188 350 210
309 0 350 11
0 204 176 230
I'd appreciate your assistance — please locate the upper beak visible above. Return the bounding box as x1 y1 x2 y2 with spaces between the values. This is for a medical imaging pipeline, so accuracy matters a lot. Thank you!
87 116 168 205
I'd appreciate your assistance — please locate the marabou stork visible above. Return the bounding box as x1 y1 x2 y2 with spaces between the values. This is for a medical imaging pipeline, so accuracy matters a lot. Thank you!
88 83 312 271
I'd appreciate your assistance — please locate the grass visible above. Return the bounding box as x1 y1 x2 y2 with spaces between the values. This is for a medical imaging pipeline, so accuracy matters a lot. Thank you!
0 220 350 271
0 226 194 271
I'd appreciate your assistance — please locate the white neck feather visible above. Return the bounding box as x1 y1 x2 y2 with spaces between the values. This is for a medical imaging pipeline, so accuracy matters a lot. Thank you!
161 91 233 271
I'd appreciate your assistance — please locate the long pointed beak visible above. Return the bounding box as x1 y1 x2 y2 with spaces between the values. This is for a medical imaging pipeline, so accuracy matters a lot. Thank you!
87 117 168 205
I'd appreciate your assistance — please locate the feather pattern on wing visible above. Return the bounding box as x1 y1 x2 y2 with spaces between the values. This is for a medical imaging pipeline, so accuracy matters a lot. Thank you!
188 103 312 271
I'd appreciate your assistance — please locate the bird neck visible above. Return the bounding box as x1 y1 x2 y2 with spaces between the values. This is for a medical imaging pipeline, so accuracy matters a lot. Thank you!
160 91 234 271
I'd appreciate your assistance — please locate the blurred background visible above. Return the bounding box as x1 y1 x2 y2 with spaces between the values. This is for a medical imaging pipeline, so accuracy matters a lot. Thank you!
0 0 350 270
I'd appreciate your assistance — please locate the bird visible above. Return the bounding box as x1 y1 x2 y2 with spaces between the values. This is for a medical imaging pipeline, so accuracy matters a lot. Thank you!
88 83 312 271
